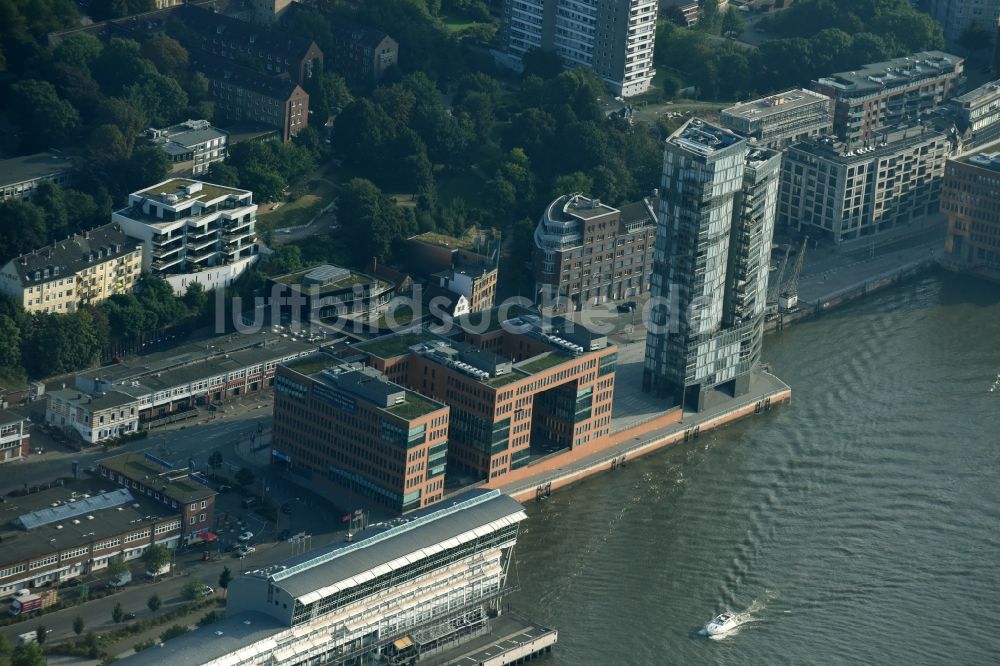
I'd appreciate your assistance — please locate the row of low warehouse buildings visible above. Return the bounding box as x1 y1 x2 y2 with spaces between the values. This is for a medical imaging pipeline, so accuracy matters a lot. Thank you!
45 329 318 444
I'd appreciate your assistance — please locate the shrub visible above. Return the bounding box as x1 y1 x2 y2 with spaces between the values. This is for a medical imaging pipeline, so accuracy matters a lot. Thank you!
160 624 188 642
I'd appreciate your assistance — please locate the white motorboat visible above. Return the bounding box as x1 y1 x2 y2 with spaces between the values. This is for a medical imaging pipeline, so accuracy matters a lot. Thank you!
703 611 739 636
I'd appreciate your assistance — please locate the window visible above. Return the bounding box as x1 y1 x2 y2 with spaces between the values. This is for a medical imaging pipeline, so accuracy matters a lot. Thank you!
61 546 89 561
200 500 207 509
29 555 59 570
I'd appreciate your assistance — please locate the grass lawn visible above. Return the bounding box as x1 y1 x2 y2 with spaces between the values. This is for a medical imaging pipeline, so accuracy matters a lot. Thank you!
257 179 337 232
520 352 571 374
440 13 489 34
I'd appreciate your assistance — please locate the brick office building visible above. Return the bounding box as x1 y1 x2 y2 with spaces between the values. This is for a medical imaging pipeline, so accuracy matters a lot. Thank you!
942 146 1000 277
348 311 618 482
271 355 450 513
0 484 182 597
97 452 217 543
532 193 657 309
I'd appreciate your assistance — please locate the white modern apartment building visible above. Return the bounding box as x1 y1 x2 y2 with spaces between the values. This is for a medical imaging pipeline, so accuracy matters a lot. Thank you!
113 178 258 294
118 490 557 666
143 119 228 177
501 0 657 97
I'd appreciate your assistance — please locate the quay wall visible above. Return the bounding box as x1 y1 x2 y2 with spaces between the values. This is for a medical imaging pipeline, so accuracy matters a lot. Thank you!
492 384 792 503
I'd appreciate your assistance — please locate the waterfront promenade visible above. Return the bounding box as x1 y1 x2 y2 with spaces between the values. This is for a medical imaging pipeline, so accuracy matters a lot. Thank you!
489 369 791 502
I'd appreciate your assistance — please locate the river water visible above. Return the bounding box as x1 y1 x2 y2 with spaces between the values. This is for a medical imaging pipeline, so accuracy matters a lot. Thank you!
510 272 1000 664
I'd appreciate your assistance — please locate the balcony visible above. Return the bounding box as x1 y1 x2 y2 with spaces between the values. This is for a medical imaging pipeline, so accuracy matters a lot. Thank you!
151 244 182 260
187 248 220 264
187 237 219 253
152 254 184 272
186 225 219 241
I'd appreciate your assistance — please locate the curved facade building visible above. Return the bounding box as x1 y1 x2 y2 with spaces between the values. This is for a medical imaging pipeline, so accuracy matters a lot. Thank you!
533 193 656 309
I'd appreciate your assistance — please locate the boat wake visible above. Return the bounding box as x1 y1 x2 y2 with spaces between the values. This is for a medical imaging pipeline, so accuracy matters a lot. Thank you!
699 596 768 639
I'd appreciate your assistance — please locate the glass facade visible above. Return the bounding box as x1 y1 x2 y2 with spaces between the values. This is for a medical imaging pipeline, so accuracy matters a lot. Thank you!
644 121 779 410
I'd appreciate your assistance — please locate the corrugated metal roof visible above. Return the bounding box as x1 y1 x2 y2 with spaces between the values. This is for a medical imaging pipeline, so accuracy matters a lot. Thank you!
15 489 135 530
271 490 525 601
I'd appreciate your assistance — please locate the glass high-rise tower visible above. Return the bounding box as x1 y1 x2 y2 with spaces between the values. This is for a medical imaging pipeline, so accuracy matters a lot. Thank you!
643 119 780 411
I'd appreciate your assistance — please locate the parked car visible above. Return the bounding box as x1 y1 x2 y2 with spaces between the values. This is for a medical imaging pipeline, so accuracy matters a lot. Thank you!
123 611 137 620
198 585 215 596
238 531 254 542
236 546 255 559
617 301 638 313
217 485 232 494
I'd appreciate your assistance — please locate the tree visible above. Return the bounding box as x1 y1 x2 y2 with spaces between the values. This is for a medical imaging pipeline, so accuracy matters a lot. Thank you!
268 245 304 274
208 451 224 473
92 37 155 95
700 0 721 32
721 7 745 37
206 162 240 187
0 634 10 662
83 632 100 659
141 34 188 77
147 593 161 613
142 544 171 577
218 567 232 597
127 71 189 127
90 0 154 21
240 167 287 202
338 179 412 261
73 615 85 636
112 602 124 623
122 145 170 195
10 641 46 666
161 624 188 641
181 580 204 601
52 33 103 71
106 554 128 579
8 80 80 150
34 625 46 645
551 172 594 199
235 466 255 487
0 315 23 377
183 282 209 317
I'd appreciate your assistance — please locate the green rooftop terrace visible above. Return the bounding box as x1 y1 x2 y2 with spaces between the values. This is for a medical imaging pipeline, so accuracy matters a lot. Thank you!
284 353 342 376
385 391 444 419
519 352 572 374
99 453 215 503
487 371 528 388
137 179 246 204
355 331 434 359
411 227 498 251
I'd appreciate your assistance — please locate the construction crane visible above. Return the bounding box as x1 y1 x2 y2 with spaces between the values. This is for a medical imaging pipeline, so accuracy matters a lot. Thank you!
768 245 792 305
778 236 809 311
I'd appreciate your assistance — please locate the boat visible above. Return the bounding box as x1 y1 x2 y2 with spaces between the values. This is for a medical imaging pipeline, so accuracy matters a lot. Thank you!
703 611 739 636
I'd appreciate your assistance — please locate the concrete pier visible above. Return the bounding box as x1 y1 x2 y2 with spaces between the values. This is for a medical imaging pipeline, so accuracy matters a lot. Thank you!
490 370 791 503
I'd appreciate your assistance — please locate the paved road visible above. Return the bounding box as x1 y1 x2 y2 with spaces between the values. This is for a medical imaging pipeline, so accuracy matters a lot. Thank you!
0 388 378 650
0 406 272 497
786 218 947 305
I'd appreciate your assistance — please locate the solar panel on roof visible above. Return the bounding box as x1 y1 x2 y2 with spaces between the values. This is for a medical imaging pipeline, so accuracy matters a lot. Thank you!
16 489 135 530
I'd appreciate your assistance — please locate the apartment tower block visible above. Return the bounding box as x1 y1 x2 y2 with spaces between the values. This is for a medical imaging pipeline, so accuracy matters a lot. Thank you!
643 120 780 411
500 0 658 97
